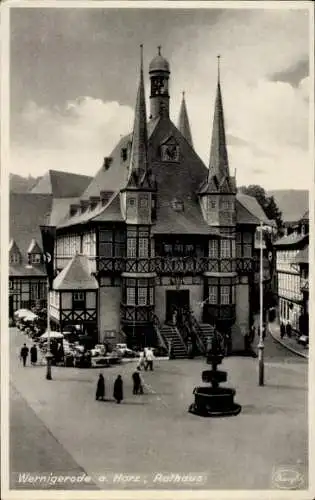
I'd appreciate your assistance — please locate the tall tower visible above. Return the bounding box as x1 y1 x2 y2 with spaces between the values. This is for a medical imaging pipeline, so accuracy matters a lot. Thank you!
199 56 237 335
149 46 170 119
199 56 236 227
120 45 157 348
178 91 193 147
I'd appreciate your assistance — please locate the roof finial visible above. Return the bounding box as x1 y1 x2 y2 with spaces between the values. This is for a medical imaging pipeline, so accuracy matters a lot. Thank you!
158 45 162 56
217 54 221 82
182 90 185 98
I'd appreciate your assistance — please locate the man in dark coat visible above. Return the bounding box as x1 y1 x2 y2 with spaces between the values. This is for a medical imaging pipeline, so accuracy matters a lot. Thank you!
132 367 143 395
286 322 292 338
113 375 123 404
96 374 105 401
20 344 29 367
30 344 38 365
280 322 285 339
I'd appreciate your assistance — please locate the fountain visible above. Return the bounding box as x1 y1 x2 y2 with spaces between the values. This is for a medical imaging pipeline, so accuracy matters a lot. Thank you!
188 330 241 417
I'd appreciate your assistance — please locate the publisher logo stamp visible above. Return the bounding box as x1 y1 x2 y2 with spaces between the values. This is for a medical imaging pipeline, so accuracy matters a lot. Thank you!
272 466 305 489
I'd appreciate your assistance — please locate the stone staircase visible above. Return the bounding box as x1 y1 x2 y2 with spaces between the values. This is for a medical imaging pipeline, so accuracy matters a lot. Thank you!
160 324 187 359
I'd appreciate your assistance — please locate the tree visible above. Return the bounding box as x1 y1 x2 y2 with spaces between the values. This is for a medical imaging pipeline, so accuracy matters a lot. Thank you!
239 184 283 230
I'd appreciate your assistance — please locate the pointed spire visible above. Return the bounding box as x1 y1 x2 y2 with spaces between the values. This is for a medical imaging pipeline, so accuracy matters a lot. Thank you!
128 44 149 185
178 91 193 147
208 55 230 183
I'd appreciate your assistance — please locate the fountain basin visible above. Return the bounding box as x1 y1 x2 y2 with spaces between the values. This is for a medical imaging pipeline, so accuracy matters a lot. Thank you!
189 386 241 417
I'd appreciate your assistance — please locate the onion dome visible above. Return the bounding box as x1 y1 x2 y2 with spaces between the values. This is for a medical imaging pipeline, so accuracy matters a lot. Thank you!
149 46 170 73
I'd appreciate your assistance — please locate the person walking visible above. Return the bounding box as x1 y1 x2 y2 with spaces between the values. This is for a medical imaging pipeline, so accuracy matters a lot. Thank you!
20 344 29 367
132 367 144 395
286 321 292 338
113 375 123 404
96 373 105 401
30 344 38 366
144 347 154 371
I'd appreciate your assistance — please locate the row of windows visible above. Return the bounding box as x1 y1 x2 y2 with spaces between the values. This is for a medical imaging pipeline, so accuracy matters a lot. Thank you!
278 272 302 301
126 287 154 306
127 196 149 208
206 198 234 211
127 238 150 258
279 298 301 330
10 253 41 265
208 239 236 259
208 285 235 305
56 232 96 257
276 250 299 271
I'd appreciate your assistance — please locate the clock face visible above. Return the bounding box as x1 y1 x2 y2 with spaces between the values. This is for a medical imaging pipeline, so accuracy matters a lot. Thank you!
161 144 180 162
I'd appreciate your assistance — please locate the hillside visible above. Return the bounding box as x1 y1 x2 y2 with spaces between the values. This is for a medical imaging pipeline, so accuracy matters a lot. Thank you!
267 190 309 223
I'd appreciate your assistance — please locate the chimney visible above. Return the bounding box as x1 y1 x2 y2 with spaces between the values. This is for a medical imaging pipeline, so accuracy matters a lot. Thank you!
70 204 80 217
89 196 100 210
80 200 90 213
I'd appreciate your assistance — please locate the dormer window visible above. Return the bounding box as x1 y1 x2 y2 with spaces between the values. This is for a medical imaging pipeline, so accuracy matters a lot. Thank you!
121 148 128 162
160 136 180 163
31 253 41 264
171 199 184 212
10 253 20 265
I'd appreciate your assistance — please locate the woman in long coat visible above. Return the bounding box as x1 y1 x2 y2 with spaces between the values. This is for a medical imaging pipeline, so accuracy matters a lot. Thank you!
113 375 123 404
96 374 105 401
30 344 38 365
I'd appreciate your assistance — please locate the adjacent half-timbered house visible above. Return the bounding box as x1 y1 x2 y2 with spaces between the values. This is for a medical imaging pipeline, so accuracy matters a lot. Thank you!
50 254 98 335
54 47 268 352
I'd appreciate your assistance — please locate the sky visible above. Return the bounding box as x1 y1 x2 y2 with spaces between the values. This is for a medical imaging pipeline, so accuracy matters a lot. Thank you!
9 5 311 190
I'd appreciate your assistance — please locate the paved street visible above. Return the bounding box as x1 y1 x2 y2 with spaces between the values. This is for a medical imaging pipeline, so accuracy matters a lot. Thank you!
9 327 308 490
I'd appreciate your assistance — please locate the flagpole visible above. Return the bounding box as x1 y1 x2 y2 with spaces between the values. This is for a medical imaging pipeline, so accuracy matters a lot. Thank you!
258 220 264 386
46 278 53 380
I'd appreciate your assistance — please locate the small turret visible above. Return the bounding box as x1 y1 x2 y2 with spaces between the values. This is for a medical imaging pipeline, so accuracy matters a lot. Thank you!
149 46 170 119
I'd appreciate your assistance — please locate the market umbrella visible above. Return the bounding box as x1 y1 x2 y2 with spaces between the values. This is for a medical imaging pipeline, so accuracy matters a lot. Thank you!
14 309 31 318
40 331 64 339
23 313 39 322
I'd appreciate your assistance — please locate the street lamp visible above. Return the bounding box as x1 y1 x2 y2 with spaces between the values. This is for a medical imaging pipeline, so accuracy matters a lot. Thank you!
258 220 265 386
45 278 53 380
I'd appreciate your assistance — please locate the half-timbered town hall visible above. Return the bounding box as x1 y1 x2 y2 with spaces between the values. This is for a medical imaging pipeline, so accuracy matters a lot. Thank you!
52 47 267 355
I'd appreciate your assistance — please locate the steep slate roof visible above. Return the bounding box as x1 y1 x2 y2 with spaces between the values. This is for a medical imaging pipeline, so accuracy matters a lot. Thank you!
274 233 308 247
60 115 267 232
10 193 53 260
49 197 80 226
9 265 47 277
31 170 92 198
53 254 99 290
236 194 270 225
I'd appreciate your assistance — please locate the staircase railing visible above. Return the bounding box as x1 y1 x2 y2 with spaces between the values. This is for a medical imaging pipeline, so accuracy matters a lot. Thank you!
187 310 207 355
152 314 167 350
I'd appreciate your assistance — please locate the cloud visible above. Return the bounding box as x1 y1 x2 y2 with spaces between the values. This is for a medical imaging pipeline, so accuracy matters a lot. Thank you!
11 97 134 177
9 8 310 190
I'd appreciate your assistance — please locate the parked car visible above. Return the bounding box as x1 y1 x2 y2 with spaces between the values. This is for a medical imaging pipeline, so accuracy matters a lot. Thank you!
297 335 309 347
